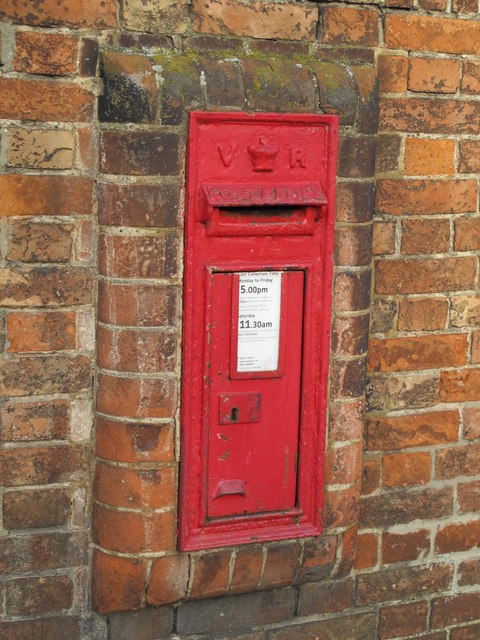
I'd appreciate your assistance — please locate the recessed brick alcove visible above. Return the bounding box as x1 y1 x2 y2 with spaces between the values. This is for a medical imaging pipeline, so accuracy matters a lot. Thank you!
92 44 376 613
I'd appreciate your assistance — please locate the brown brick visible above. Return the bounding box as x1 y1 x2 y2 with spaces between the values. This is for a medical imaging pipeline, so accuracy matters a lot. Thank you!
333 270 371 312
0 175 92 217
398 298 448 332
436 443 480 478
297 536 336 584
378 601 428 640
371 299 397 334
108 609 174 640
0 400 69 442
439 369 480 403
378 55 408 93
354 533 378 569
325 443 362 485
314 62 358 127
0 0 116 28
368 334 467 373
0 266 92 306
147 555 189 605
336 183 374 224
193 0 317 41
334 225 372 267
7 220 74 262
459 139 480 173
431 592 480 628
453 0 478 10
0 617 81 640
80 38 99 76
383 452 431 487
0 78 93 122
0 355 91 397
99 234 178 279
98 281 178 327
451 624 480 640
472 332 480 364
376 179 477 216
380 97 480 135
190 550 232 600
199 58 245 109
328 399 365 442
458 558 480 586
356 564 453 605
463 406 480 440
14 31 77 75
96 418 174 463
229 546 263 594
385 14 480 55
451 295 480 327
97 373 176 420
384 373 440 411
372 221 395 256
367 411 458 451
462 60 480 95
6 575 73 615
376 135 401 174
8 128 75 169
331 315 369 358
92 550 147 613
324 485 360 528
455 217 480 251
3 487 71 529
405 138 455 176
338 136 376 179
322 7 378 46
458 480 480 513
7 311 75 353
408 58 460 94
268 612 376 640
260 542 301 590
359 488 453 527
375 257 476 294
361 457 381 495
122 0 188 34
155 53 203 124
330 357 367 399
100 131 180 176
77 128 96 169
98 182 180 228
420 0 448 9
402 219 450 255
298 578 353 616
0 444 89 487
95 460 175 509
382 530 430 565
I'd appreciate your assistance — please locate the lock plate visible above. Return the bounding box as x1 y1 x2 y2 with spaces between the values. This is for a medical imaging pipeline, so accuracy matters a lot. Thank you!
218 392 261 425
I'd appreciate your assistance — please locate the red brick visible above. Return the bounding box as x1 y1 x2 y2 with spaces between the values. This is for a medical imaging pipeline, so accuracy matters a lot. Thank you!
472 332 480 364
376 135 401 173
408 58 460 94
361 457 381 495
458 480 480 513
0 175 92 217
97 373 177 420
298 578 353 616
190 550 232 599
336 183 374 224
0 78 93 122
3 487 71 529
147 555 189 605
98 281 178 327
268 613 376 640
431 592 480 628
297 536 336 584
0 267 93 307
328 399 365 442
368 334 467 372
0 444 89 487
382 530 430 564
97 326 176 373
451 624 480 640
463 407 480 440
6 575 73 615
229 546 263 594
95 417 174 463
100 131 180 176
322 7 378 46
385 14 480 55
338 525 357 575
439 369 480 403
7 311 75 353
378 55 408 93
378 601 428 640
401 219 450 255
1 0 116 27
0 400 69 442
331 314 369 358
78 128 96 169
333 271 371 312
405 138 455 176
376 179 477 216
7 220 74 262
192 0 317 41
398 298 448 331
92 550 147 613
453 0 478 10
122 0 188 34
436 442 480 478
93 504 147 554
77 219 93 261
455 217 480 251
95 460 175 509
360 488 453 527
0 617 81 639
458 558 480 586
383 452 431 487
354 533 378 569
375 257 476 294
260 542 301 589
99 234 178 279
367 411 459 451
372 221 395 256
462 60 480 94
324 485 360 528
13 31 77 75
325 443 362 485
420 0 447 8
330 357 367 399
459 139 480 173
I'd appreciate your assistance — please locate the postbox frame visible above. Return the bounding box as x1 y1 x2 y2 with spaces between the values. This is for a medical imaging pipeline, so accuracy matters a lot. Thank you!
179 112 338 551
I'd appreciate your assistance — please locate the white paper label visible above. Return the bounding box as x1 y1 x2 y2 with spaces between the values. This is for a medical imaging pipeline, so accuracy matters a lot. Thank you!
237 272 282 372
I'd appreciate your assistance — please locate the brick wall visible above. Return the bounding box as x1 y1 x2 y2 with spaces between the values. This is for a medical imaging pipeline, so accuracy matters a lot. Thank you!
0 0 479 639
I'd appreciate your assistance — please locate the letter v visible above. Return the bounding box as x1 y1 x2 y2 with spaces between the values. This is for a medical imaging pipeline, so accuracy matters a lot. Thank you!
217 144 237 167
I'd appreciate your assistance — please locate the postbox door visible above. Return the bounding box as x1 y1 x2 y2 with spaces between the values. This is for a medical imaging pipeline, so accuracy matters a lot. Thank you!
206 270 304 519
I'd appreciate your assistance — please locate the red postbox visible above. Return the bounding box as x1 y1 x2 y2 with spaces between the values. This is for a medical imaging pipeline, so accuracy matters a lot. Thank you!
179 112 338 550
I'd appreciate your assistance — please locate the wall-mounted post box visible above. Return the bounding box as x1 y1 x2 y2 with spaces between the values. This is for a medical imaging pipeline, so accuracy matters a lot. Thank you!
179 112 338 550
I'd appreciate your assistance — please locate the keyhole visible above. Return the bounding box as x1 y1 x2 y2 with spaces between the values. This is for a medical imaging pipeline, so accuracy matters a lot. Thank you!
230 407 239 423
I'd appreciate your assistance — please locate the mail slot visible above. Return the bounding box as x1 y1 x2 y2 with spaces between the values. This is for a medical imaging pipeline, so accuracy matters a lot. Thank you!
179 112 338 550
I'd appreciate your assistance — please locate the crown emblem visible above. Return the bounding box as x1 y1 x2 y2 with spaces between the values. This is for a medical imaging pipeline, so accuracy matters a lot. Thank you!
247 136 279 172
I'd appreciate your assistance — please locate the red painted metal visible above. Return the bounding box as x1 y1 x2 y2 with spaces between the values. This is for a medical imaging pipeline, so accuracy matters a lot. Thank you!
179 112 338 551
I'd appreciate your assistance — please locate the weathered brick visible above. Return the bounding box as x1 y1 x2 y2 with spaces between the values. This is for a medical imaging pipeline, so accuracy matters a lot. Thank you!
361 457 381 495
313 62 358 126
298 578 353 616
450 295 480 327
0 175 92 216
98 282 178 327
436 442 480 478
98 182 180 228
100 131 180 176
356 564 453 605
334 225 372 267
405 138 455 176
92 550 147 613
325 443 362 485
0 617 81 640
0 355 91 396
380 97 480 134
96 418 174 463
354 532 377 569
199 58 244 109
408 58 460 94
382 530 430 565
462 60 480 94
268 612 376 640
383 452 431 487
463 407 480 440
0 0 116 28
7 311 75 353
367 410 459 451
6 575 73 615
324 485 360 528
459 139 480 173
472 332 480 364
375 257 476 294
376 179 477 216
398 297 448 332
190 550 232 599
7 220 74 262
108 607 174 640
376 135 401 173
229 545 263 594
336 182 374 223
458 480 480 513
453 0 478 10
373 221 395 255
328 399 365 442
97 373 176 420
378 601 428 640
331 315 369 358
260 542 301 590
121 0 188 33
297 536 336 584
14 31 77 75
431 592 480 628
330 357 367 399
8 128 75 169
371 299 397 334
352 66 379 135
378 55 408 93
359 488 452 527
0 400 69 442
3 487 71 529
372 372 440 412
155 54 203 124
0 266 92 306
322 7 378 47
439 369 480 403
458 558 480 586
99 234 178 279
455 217 480 251
193 0 317 41
338 136 376 178
80 38 99 76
